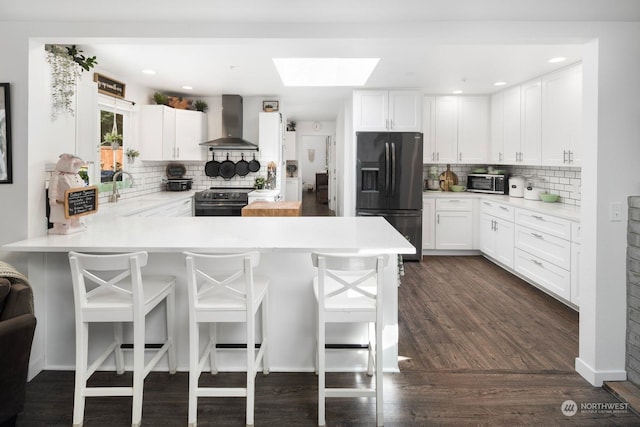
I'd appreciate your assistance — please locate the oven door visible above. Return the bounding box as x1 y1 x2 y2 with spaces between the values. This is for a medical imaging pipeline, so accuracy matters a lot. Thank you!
194 203 245 216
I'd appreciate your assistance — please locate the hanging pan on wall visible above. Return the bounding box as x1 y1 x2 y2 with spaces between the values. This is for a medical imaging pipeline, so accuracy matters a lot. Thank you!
235 153 250 177
219 153 236 180
204 149 220 177
248 153 261 173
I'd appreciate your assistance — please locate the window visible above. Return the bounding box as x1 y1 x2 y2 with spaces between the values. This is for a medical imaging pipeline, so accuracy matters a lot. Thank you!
96 95 132 185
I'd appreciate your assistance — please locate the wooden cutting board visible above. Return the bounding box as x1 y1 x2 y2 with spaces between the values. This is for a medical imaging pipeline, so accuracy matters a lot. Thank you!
439 164 459 191
241 201 302 217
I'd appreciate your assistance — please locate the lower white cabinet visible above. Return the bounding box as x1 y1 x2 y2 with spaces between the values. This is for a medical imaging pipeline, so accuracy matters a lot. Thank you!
513 207 573 303
435 198 474 250
480 214 515 268
514 249 571 300
422 198 436 250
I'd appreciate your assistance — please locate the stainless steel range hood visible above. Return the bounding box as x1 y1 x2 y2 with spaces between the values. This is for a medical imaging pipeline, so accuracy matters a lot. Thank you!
200 94 259 151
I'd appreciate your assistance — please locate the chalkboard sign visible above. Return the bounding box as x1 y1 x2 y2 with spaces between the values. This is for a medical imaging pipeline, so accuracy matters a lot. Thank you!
64 186 98 219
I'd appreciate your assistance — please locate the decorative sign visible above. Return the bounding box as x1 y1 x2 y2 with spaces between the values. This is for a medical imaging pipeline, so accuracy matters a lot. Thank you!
93 73 126 99
64 186 98 219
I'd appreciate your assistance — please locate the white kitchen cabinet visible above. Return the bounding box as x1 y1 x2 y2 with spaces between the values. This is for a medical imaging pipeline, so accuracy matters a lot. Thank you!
285 178 300 202
542 64 582 166
458 96 489 163
491 86 522 165
434 198 473 250
422 96 436 163
518 78 542 165
570 221 581 307
514 207 572 302
284 130 297 160
139 105 207 161
353 90 422 132
479 200 515 268
489 92 504 164
429 96 488 164
259 112 282 161
422 198 436 250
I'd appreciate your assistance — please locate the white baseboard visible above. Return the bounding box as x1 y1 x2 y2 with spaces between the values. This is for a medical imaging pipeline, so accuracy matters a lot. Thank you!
575 357 627 386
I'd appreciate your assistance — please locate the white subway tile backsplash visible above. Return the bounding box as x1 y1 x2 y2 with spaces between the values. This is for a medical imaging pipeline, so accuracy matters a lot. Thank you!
423 163 581 206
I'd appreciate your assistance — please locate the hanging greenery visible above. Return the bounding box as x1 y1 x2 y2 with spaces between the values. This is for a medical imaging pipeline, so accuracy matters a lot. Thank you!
45 44 98 120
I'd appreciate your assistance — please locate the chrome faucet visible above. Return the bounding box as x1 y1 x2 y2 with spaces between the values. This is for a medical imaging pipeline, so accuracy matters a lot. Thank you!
109 170 134 203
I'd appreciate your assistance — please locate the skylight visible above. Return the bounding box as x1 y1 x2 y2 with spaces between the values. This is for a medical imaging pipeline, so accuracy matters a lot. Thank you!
273 58 379 87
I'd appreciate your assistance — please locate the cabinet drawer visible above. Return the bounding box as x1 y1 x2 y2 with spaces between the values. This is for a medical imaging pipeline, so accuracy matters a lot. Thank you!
515 208 572 240
480 200 514 221
436 198 473 211
514 248 571 301
515 224 571 270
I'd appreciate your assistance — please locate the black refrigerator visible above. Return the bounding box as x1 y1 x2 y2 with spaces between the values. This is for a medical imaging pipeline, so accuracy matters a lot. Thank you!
356 132 423 261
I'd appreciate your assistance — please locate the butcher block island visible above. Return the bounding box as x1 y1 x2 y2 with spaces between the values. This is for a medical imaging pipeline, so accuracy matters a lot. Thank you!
4 215 414 377
242 201 302 216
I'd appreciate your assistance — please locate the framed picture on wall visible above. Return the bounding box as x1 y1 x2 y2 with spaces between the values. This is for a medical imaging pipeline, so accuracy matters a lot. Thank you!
0 83 12 184
262 100 279 112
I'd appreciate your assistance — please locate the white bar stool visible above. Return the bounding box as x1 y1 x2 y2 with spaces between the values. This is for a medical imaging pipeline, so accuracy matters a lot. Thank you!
311 252 387 427
68 251 176 427
184 251 269 427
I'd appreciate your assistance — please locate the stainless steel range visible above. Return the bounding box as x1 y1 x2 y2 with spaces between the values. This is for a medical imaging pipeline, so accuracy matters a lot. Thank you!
194 187 253 216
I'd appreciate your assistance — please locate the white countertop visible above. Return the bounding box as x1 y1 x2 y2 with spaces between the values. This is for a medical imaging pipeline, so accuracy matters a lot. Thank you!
423 191 580 221
4 216 415 255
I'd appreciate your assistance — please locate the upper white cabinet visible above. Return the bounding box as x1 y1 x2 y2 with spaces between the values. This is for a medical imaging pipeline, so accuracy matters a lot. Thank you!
519 78 542 165
426 96 488 164
259 112 283 161
490 86 522 164
139 105 207 161
353 90 422 132
422 96 436 163
542 64 583 166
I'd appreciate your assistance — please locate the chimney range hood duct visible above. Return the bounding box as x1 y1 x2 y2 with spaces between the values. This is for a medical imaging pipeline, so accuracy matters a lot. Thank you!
200 95 259 151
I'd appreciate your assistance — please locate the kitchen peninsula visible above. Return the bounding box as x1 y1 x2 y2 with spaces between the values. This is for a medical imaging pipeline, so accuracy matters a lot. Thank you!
3 213 414 377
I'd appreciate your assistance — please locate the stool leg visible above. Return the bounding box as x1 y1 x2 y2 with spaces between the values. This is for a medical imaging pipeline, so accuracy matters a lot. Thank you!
367 322 374 377
209 323 218 375
375 322 383 427
318 313 326 426
114 322 125 375
72 321 89 427
167 289 177 374
188 319 199 427
131 317 145 427
246 308 256 426
261 293 269 375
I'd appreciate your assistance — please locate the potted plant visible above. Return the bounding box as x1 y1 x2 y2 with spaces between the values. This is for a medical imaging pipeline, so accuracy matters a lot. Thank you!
254 177 266 189
153 92 169 105
125 148 140 163
45 44 98 120
103 131 123 149
194 100 208 112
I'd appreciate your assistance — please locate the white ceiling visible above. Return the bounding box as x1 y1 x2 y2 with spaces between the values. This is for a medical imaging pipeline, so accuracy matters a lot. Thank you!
87 40 583 121
6 0 638 121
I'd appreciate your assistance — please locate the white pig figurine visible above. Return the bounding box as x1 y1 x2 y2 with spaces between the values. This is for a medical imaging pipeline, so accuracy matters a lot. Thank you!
48 153 87 234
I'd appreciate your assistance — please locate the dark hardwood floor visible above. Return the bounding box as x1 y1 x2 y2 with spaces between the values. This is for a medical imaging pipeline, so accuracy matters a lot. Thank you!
301 189 335 216
17 256 639 426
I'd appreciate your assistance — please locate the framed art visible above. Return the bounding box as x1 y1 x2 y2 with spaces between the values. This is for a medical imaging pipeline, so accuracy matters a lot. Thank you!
262 100 279 112
0 83 12 184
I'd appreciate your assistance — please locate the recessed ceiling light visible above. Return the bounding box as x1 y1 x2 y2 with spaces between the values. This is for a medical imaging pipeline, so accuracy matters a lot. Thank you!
452 90 463 94
182 86 193 90
273 58 379 87
494 81 507 86
548 57 566 64
141 69 156 75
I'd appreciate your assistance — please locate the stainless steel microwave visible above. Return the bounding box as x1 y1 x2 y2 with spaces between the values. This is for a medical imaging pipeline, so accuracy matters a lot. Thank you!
466 174 508 194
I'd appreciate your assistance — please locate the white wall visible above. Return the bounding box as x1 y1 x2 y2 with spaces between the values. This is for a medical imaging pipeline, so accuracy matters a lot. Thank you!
1 19 639 387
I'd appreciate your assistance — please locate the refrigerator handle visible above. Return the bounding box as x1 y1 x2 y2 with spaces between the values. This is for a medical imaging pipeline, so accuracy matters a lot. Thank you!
390 142 396 197
385 141 391 193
